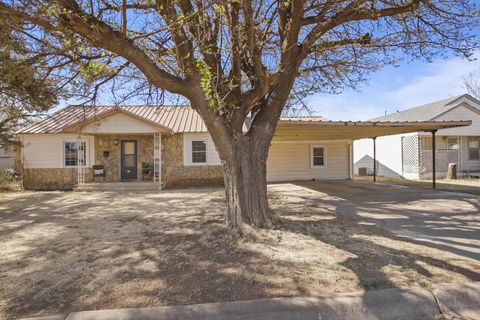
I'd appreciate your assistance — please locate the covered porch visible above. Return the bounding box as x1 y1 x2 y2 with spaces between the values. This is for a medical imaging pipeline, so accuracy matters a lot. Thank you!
83 133 162 184
65 109 172 187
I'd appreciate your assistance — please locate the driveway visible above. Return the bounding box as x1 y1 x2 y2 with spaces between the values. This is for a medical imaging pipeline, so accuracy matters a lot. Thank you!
283 180 480 261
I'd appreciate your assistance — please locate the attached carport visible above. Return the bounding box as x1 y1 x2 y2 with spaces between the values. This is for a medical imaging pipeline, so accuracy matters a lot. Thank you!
274 119 472 188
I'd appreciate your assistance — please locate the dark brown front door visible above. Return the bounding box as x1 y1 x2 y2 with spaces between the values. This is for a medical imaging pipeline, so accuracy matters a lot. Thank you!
121 140 137 181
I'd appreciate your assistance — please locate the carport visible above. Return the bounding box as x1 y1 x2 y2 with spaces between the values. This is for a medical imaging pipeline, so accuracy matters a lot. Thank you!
274 119 472 188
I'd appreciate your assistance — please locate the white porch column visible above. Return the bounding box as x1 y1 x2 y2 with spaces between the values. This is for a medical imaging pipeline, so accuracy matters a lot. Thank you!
154 132 162 187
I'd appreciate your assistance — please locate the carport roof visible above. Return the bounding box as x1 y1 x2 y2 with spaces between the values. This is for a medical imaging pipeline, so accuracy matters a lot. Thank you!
274 119 472 141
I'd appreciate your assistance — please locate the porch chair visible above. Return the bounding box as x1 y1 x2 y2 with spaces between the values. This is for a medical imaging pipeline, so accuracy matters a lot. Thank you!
142 162 153 181
93 164 106 182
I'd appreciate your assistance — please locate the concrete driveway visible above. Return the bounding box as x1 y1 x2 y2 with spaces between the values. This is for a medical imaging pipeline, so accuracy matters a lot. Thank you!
284 180 480 261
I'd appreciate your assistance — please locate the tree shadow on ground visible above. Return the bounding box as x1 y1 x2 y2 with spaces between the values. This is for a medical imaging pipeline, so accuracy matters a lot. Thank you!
286 180 480 261
1 183 480 319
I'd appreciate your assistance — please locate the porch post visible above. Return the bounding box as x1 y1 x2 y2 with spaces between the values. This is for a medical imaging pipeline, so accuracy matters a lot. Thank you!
431 130 437 189
153 132 161 186
372 137 377 182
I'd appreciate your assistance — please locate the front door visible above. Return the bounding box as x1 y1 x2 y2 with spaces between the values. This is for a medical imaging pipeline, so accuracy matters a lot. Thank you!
121 140 138 181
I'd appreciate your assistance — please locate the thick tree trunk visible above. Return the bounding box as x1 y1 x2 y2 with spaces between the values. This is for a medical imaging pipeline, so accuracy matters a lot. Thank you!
222 137 273 234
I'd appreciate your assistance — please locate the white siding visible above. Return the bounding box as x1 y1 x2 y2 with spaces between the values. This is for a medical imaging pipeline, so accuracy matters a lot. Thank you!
0 147 14 169
21 134 95 169
430 104 480 136
183 133 221 166
266 141 351 181
82 113 159 134
354 133 409 178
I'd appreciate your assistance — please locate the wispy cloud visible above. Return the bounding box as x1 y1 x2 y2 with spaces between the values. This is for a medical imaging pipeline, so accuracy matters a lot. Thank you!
307 52 480 121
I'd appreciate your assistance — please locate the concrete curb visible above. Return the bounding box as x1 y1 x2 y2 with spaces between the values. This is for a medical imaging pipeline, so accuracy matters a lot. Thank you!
432 282 480 320
20 282 480 320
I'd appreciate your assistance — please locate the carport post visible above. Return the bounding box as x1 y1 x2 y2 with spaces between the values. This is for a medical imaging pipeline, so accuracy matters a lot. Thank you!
431 130 437 189
372 137 377 183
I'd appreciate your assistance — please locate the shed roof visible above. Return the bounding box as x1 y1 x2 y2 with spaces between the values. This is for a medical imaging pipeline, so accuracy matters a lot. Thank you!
370 94 480 122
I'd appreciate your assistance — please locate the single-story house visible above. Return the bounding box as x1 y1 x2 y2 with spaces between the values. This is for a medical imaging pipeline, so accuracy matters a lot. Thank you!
354 94 480 180
17 105 470 190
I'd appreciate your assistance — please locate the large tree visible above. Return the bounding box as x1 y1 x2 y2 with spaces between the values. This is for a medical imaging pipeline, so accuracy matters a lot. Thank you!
0 14 58 144
1 0 478 234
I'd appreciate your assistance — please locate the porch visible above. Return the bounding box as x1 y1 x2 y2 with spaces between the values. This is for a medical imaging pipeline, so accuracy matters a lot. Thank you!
402 135 480 179
75 181 163 192
79 133 162 185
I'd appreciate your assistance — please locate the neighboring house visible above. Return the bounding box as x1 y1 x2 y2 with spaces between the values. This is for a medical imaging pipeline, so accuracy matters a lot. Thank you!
0 144 15 170
354 94 480 180
17 105 470 190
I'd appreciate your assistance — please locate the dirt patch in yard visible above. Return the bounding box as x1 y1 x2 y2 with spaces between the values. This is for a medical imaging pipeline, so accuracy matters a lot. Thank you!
1 183 480 319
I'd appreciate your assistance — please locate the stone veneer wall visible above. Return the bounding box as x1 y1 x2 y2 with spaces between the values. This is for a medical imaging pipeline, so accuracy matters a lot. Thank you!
23 168 93 190
94 135 154 182
161 133 224 188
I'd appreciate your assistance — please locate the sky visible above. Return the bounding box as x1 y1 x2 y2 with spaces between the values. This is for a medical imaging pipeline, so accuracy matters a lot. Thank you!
306 51 480 121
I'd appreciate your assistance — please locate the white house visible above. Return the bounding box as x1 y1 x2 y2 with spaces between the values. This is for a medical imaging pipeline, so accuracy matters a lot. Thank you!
16 105 469 190
354 94 480 180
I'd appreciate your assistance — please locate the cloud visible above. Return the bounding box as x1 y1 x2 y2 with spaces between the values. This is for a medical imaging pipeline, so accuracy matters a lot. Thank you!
307 52 480 121
384 55 480 109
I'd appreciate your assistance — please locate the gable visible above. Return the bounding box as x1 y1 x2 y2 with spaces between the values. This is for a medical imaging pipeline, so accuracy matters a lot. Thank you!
432 104 480 135
78 112 161 134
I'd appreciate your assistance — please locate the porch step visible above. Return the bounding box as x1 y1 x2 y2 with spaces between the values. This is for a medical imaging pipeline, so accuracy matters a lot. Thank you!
75 182 162 192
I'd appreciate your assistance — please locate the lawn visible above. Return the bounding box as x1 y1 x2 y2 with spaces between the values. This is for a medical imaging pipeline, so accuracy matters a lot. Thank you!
1 182 479 319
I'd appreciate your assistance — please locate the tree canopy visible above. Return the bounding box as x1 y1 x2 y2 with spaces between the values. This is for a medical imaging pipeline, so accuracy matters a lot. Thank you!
0 15 59 144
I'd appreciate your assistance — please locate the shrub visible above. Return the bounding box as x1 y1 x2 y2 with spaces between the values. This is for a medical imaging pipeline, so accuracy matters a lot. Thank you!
0 169 19 192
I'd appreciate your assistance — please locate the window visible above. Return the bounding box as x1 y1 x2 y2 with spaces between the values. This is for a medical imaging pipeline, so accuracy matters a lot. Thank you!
447 137 460 150
191 140 207 163
64 141 86 167
468 137 480 160
311 146 325 167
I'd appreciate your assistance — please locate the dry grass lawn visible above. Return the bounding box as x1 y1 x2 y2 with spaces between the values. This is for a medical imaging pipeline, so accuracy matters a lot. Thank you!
1 182 479 319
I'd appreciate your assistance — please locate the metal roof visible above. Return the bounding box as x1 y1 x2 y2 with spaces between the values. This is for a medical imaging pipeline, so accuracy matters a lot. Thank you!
18 105 332 134
273 120 472 141
18 105 210 134
370 94 480 122
17 105 472 138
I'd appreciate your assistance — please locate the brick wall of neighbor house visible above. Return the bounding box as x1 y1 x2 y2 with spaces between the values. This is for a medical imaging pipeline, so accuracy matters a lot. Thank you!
23 168 93 190
162 134 224 188
95 135 154 182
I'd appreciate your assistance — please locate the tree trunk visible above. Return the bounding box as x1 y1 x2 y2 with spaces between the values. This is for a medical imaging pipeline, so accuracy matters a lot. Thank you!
222 136 273 234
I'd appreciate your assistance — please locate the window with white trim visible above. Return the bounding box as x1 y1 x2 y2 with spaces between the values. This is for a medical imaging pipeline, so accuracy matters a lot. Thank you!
468 137 480 160
447 137 460 150
191 140 207 164
64 141 86 167
311 146 325 167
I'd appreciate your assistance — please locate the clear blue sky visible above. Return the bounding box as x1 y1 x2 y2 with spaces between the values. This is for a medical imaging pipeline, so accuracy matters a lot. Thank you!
306 50 480 121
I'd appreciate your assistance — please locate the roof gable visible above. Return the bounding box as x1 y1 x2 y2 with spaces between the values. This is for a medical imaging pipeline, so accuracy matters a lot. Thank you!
17 105 208 134
370 94 480 122
69 112 168 134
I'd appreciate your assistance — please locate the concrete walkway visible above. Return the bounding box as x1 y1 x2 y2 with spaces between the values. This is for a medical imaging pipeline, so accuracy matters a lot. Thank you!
23 282 480 320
